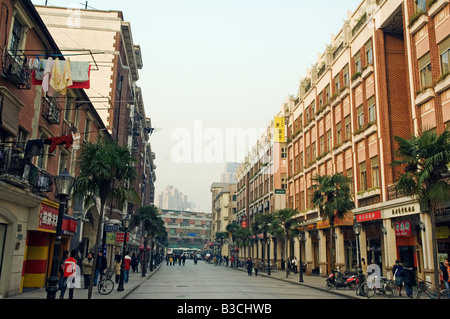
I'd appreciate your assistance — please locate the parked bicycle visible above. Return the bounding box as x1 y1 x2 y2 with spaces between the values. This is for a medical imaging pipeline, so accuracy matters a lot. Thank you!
416 278 450 299
98 268 114 295
362 276 397 298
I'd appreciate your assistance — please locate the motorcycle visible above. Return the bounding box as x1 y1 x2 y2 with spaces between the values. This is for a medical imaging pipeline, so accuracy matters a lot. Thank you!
326 268 359 290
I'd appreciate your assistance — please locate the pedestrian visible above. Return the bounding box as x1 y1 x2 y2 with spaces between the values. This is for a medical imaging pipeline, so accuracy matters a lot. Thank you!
292 257 298 274
182 254 186 266
114 253 121 284
59 250 69 290
81 253 94 289
401 263 414 298
440 259 450 298
131 252 139 273
124 251 131 283
254 259 260 276
60 249 77 299
169 255 173 266
225 255 229 267
94 251 107 286
247 258 253 276
393 260 404 296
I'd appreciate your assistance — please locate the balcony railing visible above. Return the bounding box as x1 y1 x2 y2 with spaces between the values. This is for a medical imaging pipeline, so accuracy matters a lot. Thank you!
42 96 61 124
0 142 53 194
1 50 32 90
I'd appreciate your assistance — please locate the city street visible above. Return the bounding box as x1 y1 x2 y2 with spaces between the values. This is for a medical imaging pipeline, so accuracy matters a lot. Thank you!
126 259 347 300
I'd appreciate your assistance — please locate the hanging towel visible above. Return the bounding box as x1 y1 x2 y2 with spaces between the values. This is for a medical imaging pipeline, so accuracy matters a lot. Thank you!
49 58 64 93
42 57 54 94
61 58 73 95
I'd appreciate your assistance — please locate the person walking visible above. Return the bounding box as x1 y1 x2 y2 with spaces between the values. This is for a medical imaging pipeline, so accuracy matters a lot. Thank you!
441 259 450 290
401 263 414 298
254 259 260 276
124 251 131 283
114 253 121 284
393 260 404 296
131 252 139 273
292 257 298 274
59 250 69 290
60 249 77 299
81 253 94 289
246 258 253 276
94 251 107 286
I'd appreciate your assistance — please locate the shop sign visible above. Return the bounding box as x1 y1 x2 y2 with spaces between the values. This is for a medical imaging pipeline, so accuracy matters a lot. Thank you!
390 204 417 216
394 220 412 237
116 232 130 243
356 211 381 223
38 202 59 232
317 213 354 229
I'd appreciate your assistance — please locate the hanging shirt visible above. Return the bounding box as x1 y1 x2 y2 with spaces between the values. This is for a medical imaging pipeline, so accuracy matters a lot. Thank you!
49 58 63 93
42 57 54 94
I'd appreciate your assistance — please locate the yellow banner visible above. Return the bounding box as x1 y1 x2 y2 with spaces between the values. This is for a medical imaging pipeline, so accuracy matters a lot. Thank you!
274 117 285 143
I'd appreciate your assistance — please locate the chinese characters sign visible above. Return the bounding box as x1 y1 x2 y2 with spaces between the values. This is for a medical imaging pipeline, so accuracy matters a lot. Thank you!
38 202 59 232
274 117 286 143
356 210 381 222
394 220 412 237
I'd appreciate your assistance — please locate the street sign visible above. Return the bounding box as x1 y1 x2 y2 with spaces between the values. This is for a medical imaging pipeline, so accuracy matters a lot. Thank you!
188 233 197 236
105 225 119 232
275 189 286 194
116 232 130 243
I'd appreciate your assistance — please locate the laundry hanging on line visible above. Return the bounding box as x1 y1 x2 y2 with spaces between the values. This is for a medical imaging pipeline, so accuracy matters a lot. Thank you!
24 134 75 162
30 58 91 93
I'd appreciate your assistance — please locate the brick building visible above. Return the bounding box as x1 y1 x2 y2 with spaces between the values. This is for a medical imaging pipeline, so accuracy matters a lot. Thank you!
283 0 450 284
0 0 108 297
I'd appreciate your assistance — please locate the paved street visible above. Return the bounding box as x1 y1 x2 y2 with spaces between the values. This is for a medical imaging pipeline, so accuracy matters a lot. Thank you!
126 259 347 300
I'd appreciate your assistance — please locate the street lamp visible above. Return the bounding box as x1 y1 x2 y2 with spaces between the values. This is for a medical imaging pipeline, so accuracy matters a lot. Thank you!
267 236 271 275
46 169 75 299
298 232 304 283
117 214 130 292
353 221 363 295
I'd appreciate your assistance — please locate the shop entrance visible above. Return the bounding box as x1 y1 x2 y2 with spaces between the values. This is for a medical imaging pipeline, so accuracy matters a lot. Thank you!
398 245 415 268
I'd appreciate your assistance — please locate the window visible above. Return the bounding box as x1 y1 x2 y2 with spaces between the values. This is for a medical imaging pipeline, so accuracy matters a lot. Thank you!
415 0 426 12
439 36 450 76
365 40 373 65
327 130 332 152
368 96 376 123
343 65 349 87
320 136 325 155
419 54 432 89
360 162 367 192
371 157 379 188
84 117 92 141
312 142 316 161
281 146 287 159
59 152 69 174
325 85 330 103
357 106 364 129
347 168 353 194
336 122 342 145
354 51 362 74
345 116 351 139
10 18 24 52
335 74 340 93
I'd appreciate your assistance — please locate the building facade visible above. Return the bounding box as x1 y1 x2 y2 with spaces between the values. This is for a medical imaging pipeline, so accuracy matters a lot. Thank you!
283 0 450 284
0 0 108 297
210 182 236 255
160 209 211 252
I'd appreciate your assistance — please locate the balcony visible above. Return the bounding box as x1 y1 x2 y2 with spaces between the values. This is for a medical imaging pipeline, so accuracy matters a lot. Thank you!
0 142 53 194
1 51 32 90
42 96 62 124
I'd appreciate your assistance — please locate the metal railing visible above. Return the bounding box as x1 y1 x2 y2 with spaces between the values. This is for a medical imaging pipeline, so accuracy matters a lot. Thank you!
1 50 32 90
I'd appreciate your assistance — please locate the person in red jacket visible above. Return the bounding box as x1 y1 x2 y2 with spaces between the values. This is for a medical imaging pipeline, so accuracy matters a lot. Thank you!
124 251 131 283
60 249 77 299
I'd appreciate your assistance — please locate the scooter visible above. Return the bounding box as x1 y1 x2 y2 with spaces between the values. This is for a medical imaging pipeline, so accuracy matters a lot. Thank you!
326 268 359 290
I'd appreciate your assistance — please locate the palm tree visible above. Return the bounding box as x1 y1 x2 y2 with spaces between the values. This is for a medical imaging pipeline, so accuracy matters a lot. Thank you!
274 208 301 278
73 137 139 299
252 213 276 269
312 173 355 273
392 128 450 298
226 223 240 267
214 231 228 257
134 205 167 271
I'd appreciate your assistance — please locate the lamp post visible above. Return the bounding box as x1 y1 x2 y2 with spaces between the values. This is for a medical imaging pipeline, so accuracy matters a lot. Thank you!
267 236 271 275
353 221 363 296
298 232 304 283
117 214 130 292
141 230 148 277
46 169 75 299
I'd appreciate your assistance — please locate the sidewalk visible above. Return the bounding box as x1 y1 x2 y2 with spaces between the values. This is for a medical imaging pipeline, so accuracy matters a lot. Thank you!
227 264 417 300
6 265 161 300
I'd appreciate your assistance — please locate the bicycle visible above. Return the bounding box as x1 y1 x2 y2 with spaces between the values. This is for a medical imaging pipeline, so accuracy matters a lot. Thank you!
359 276 396 298
416 278 450 299
98 268 114 295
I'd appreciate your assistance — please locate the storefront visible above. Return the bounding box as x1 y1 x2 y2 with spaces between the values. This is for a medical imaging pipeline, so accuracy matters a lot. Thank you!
436 211 450 264
23 199 77 289
356 210 383 274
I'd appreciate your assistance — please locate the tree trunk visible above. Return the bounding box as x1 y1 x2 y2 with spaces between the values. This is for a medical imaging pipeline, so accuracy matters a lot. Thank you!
88 199 106 299
430 211 441 298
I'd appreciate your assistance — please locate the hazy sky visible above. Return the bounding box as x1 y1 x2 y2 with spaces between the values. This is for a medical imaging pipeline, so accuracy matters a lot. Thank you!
32 0 361 212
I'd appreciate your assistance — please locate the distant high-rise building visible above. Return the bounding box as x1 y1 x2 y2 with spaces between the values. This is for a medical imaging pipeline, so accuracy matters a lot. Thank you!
220 162 241 184
158 186 196 211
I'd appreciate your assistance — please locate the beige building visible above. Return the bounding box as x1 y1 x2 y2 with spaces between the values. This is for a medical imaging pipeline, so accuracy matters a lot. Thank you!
210 182 237 255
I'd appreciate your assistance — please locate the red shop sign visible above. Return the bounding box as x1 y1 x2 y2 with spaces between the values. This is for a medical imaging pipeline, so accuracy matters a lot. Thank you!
394 220 412 237
116 232 130 243
38 203 59 232
356 211 381 222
